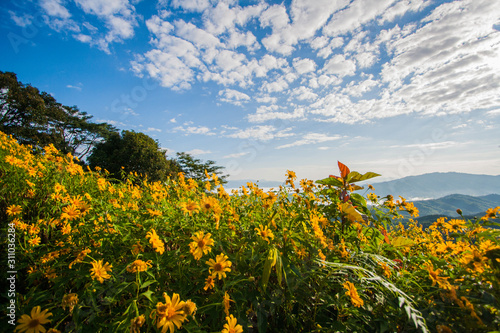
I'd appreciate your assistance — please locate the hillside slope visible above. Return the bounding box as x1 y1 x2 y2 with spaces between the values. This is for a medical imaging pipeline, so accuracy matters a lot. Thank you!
370 172 500 199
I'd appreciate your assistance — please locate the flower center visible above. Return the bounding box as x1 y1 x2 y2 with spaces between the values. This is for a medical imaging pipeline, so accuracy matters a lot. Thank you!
198 240 206 248
29 319 40 328
214 263 223 271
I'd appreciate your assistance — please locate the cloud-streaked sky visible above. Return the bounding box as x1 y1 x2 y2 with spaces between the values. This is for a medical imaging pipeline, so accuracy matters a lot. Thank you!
2 0 499 183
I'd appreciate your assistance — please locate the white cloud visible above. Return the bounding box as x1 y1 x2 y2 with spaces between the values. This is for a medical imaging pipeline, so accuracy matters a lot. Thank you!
292 58 316 74
186 148 212 155
146 127 162 132
291 86 318 101
227 125 293 141
66 84 82 91
276 132 342 149
218 88 251 106
132 49 195 90
322 54 356 77
40 0 71 19
323 0 395 37
73 0 139 51
390 141 459 150
170 0 210 12
173 125 216 136
248 107 305 123
223 152 250 159
9 11 33 27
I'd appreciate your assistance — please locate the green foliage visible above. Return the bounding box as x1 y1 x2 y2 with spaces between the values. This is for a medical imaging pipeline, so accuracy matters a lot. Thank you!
176 152 228 184
0 71 116 159
88 130 180 182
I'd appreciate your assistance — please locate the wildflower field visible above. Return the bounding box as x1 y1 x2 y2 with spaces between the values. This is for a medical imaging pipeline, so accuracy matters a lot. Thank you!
1 129 500 333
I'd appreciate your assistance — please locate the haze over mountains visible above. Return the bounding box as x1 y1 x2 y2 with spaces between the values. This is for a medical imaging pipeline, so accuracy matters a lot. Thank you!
369 172 500 200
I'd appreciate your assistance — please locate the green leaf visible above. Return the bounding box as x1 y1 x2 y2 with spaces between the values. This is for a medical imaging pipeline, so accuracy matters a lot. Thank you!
391 237 415 248
316 177 343 187
348 171 381 183
140 290 154 303
140 280 157 289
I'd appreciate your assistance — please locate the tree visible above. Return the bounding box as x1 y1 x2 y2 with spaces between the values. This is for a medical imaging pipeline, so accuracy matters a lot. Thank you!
176 152 228 184
0 71 116 159
88 130 179 182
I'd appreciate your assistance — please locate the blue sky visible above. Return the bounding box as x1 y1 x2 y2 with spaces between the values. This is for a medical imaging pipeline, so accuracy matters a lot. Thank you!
1 0 499 184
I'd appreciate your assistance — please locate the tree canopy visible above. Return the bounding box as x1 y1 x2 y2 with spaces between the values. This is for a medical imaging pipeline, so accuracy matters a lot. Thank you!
176 152 228 184
88 130 180 182
0 71 116 159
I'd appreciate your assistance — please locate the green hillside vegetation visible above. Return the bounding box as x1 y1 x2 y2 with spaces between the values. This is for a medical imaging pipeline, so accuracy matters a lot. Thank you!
413 194 500 217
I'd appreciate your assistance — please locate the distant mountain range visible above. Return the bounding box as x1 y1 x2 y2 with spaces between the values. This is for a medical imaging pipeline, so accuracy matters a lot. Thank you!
411 194 500 217
369 172 500 200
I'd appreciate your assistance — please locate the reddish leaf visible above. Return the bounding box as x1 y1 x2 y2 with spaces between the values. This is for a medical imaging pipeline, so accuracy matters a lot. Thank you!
338 161 350 179
380 227 390 244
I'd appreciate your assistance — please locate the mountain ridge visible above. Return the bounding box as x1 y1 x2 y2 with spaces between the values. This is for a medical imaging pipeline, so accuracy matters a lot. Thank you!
368 172 500 199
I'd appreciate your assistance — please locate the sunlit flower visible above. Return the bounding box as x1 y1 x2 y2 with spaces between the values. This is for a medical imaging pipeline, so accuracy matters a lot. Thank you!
62 293 79 313
423 261 450 289
15 306 52 333
460 249 486 273
189 231 214 260
221 314 243 333
204 275 215 290
147 208 163 217
61 205 81 220
206 253 232 280
223 292 233 316
90 259 113 283
28 236 41 246
180 200 200 216
152 293 187 333
255 225 274 243
343 281 364 307
130 315 146 333
7 204 22 216
183 300 197 316
146 229 165 255
127 259 152 273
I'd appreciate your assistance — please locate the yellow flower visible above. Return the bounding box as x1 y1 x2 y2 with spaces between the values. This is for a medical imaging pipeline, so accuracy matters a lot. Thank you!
62 293 79 312
90 259 113 283
131 241 144 255
343 281 364 307
255 225 274 243
460 249 486 273
180 200 200 216
153 293 187 333
223 292 234 316
189 231 214 260
147 208 163 217
61 205 81 220
200 196 220 214
378 261 391 278
130 315 146 333
127 259 152 273
146 229 165 255
423 261 451 289
204 275 215 290
7 204 22 216
206 253 232 280
15 306 52 333
182 300 197 316
221 314 243 333
28 237 41 246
